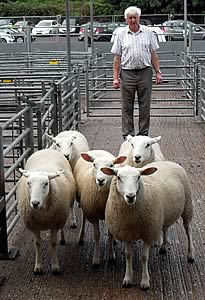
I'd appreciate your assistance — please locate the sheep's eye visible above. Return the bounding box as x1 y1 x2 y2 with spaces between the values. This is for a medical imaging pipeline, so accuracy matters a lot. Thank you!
56 143 60 148
117 176 121 181
131 142 134 148
109 163 114 168
44 182 48 187
145 143 150 149
93 163 96 168
27 182 31 187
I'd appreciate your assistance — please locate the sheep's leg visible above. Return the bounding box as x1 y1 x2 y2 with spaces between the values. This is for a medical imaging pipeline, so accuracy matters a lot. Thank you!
92 221 100 266
159 228 169 254
32 230 43 275
107 230 115 263
77 210 86 245
123 241 133 287
69 201 77 229
140 242 150 290
50 228 60 274
183 222 195 263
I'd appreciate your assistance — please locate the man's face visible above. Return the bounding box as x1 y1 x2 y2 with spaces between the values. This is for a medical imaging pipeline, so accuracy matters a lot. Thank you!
126 13 140 32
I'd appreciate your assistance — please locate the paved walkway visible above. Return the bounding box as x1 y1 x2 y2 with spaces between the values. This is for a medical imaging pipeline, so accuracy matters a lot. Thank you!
1 116 205 300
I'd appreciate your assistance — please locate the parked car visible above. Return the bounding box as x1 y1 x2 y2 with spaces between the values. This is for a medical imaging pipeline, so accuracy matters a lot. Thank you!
0 27 35 43
78 21 166 43
13 20 34 32
78 22 101 41
0 31 15 43
161 20 205 40
31 20 60 36
0 18 15 28
59 18 81 35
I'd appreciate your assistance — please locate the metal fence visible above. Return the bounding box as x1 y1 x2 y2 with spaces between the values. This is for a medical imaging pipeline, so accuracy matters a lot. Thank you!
0 69 81 260
84 51 195 118
200 63 205 122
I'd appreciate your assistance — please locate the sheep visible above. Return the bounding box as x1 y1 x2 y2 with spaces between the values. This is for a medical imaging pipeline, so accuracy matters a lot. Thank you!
45 130 90 170
118 135 165 168
45 130 90 229
17 149 76 275
73 150 126 266
101 160 195 290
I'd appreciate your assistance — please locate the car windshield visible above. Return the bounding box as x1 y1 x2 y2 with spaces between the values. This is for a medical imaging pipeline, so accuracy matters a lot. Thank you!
0 19 10 26
37 21 52 27
15 21 28 26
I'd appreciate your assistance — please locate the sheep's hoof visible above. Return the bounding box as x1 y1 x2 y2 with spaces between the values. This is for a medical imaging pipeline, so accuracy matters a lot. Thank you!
122 281 133 288
52 268 60 275
52 270 60 276
140 284 150 291
70 223 77 229
78 240 84 246
113 239 117 246
188 256 194 263
92 263 100 270
34 269 43 275
159 247 167 254
108 257 116 265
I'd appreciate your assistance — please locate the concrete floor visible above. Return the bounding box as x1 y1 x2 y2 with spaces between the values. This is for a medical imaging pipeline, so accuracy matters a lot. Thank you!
0 116 205 300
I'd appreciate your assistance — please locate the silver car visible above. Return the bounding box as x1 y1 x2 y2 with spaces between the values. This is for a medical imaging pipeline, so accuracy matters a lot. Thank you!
32 20 60 36
162 20 205 41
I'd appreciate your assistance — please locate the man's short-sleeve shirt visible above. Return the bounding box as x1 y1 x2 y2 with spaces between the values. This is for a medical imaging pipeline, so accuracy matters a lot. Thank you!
111 25 159 69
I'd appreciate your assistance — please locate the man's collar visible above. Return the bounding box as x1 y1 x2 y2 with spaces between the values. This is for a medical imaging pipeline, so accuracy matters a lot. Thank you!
126 24 144 34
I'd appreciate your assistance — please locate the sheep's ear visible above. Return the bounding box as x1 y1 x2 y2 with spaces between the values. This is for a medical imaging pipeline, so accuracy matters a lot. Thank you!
18 168 30 178
151 136 161 145
141 167 157 176
101 167 117 176
48 171 64 179
113 156 127 165
45 133 56 143
126 135 133 142
81 152 94 162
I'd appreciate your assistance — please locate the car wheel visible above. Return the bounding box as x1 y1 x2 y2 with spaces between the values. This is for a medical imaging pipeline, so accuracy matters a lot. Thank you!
1 38 7 43
16 37 24 43
98 37 110 42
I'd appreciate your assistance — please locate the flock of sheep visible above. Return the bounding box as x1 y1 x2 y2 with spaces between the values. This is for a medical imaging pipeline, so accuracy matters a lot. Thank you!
16 130 195 290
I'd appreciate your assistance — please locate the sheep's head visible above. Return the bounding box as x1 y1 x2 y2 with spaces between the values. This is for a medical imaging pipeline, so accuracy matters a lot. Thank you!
81 152 126 188
45 133 77 161
126 135 161 166
19 168 64 210
101 165 157 205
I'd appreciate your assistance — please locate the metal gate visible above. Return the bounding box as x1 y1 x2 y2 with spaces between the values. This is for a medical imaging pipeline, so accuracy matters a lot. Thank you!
84 51 196 118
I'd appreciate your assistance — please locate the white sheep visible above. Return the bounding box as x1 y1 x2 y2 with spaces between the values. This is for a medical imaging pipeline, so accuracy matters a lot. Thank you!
17 149 76 274
45 130 90 170
73 150 126 266
101 161 195 290
45 130 90 229
118 135 165 167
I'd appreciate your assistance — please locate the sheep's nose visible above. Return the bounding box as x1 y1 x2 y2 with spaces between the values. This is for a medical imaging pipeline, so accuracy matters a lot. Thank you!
126 195 135 204
97 179 105 186
134 155 141 162
32 201 40 209
64 154 70 160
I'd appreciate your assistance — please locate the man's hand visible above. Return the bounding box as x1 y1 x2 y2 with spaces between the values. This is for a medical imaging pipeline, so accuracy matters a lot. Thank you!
113 78 121 89
156 73 162 84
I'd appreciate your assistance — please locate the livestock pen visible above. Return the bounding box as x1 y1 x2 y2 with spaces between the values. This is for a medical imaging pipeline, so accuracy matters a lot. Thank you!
0 50 205 299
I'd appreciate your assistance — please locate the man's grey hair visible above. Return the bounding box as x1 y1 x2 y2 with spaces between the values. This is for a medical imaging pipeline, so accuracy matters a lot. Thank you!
124 6 141 19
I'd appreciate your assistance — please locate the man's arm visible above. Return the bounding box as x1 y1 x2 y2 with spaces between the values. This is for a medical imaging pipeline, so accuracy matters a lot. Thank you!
151 51 162 84
113 55 121 89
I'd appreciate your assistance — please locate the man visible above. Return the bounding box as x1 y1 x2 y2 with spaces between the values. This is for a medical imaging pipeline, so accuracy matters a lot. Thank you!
111 6 162 139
